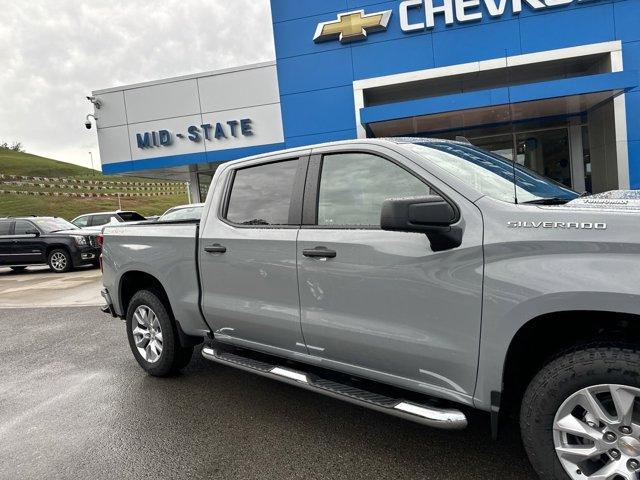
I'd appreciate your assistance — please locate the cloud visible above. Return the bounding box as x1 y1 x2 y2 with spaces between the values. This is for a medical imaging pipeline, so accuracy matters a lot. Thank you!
0 0 274 170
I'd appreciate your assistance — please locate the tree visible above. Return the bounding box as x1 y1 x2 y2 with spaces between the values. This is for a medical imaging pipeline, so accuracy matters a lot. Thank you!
0 141 25 152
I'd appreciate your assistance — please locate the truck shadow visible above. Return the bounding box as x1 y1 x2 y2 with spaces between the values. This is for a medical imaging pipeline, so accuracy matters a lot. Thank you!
116 347 537 480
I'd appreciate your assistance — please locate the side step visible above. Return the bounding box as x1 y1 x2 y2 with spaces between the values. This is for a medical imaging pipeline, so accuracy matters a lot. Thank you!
201 346 467 430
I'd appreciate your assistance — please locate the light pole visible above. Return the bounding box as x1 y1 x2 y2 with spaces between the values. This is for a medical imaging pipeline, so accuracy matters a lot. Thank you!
88 151 95 175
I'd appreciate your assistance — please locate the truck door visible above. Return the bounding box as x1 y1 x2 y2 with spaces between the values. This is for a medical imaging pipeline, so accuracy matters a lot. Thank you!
296 146 484 400
199 154 309 355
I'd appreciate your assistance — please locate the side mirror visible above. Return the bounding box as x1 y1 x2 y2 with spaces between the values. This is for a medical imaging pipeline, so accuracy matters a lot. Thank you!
380 195 463 251
26 229 40 237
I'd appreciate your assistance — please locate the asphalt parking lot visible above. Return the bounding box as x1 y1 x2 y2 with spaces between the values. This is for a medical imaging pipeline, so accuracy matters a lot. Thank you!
0 266 102 308
0 303 537 480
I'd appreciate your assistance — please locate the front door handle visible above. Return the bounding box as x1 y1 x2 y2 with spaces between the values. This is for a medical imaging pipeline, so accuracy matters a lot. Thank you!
204 243 227 254
302 246 337 259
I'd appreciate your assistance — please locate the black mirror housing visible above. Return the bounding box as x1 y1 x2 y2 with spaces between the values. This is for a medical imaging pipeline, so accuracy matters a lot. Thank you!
380 195 463 252
26 229 40 237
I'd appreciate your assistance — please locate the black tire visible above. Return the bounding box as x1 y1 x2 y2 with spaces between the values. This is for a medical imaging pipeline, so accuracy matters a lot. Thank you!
10 266 27 272
47 248 72 273
126 289 193 377
521 344 640 480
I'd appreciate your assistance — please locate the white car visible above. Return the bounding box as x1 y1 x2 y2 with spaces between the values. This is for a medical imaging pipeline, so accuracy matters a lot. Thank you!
158 204 204 222
71 210 147 228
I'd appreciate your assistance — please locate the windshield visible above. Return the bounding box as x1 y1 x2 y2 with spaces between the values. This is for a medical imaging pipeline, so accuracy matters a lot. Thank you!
406 142 579 204
32 218 77 233
160 205 203 221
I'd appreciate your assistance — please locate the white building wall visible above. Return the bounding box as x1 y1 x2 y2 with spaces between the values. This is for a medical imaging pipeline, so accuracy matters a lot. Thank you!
93 62 284 172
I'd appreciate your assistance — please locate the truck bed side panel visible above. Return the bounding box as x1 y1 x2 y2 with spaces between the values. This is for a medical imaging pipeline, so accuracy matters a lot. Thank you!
102 223 210 337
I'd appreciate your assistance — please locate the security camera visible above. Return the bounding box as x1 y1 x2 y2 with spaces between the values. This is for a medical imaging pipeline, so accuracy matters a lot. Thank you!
86 96 103 109
85 113 96 130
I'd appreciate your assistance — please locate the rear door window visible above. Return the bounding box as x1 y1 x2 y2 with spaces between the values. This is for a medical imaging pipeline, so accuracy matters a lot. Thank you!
0 221 13 236
225 160 299 226
90 215 115 226
118 212 145 221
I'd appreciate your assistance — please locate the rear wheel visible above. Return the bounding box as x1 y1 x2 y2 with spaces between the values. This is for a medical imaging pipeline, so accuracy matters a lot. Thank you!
48 249 72 273
521 345 640 480
126 289 193 376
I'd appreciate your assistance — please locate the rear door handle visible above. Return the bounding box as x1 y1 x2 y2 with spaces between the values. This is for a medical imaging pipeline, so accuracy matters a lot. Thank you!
302 246 337 259
204 243 227 254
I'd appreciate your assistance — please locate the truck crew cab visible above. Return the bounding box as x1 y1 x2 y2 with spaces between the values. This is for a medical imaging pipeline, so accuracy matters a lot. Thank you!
101 139 640 480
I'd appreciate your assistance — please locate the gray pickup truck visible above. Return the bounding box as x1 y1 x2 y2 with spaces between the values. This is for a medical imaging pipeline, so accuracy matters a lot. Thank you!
101 138 640 480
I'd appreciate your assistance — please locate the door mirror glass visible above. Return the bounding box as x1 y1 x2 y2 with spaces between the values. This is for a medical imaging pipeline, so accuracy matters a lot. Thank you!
381 195 462 251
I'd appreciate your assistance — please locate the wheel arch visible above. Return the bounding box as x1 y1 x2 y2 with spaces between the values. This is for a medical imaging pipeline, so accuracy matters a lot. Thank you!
46 243 71 258
118 270 202 348
501 310 640 415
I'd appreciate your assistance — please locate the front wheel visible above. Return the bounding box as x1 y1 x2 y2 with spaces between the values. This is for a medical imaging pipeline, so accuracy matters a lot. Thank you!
521 345 640 480
126 289 193 377
48 248 72 273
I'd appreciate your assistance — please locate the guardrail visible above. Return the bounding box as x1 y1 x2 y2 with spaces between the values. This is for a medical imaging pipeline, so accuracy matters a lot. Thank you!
0 174 186 188
0 189 183 198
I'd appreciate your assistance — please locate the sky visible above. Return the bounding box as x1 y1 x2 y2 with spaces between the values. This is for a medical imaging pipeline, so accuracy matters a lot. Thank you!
0 0 274 169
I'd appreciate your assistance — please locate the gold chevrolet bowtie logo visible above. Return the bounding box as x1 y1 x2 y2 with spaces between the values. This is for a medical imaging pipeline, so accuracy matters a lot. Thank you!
313 9 392 44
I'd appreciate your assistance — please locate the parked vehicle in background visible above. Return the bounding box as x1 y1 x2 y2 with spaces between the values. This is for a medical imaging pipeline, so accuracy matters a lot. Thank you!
0 216 101 272
159 203 204 222
101 138 640 480
71 210 146 228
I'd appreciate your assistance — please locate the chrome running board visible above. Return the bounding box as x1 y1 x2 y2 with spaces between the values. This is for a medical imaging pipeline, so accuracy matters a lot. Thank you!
201 346 467 430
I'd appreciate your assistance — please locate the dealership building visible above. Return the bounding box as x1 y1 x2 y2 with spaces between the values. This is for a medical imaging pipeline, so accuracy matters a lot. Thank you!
92 0 640 202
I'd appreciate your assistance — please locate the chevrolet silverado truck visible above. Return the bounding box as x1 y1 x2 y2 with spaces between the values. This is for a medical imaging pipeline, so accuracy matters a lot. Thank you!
101 139 640 480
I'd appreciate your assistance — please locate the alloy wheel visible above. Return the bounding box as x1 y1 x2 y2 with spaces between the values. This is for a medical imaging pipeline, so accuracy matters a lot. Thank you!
554 384 640 480
50 252 67 271
131 305 163 364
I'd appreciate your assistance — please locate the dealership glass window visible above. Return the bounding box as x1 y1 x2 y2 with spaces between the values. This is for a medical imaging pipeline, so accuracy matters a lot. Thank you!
198 173 214 203
14 220 36 235
317 153 431 227
582 126 592 193
225 160 299 226
516 129 572 188
0 221 11 236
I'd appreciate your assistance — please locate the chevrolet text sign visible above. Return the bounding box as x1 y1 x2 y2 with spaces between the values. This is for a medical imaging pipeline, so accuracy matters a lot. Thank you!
399 0 599 31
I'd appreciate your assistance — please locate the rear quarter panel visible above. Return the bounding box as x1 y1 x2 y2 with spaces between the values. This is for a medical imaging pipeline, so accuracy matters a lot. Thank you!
102 223 210 337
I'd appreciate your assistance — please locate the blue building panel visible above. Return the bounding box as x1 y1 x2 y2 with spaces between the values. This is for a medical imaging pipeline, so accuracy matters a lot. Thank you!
432 19 521 67
270 0 640 190
518 3 616 53
351 33 435 79
276 48 354 95
280 86 356 138
285 128 358 148
614 0 640 43
271 0 347 24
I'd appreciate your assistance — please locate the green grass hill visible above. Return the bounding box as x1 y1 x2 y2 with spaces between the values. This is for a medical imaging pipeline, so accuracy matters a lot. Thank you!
0 149 188 220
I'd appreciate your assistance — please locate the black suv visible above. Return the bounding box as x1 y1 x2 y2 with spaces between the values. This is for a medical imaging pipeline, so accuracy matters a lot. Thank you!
0 217 102 273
